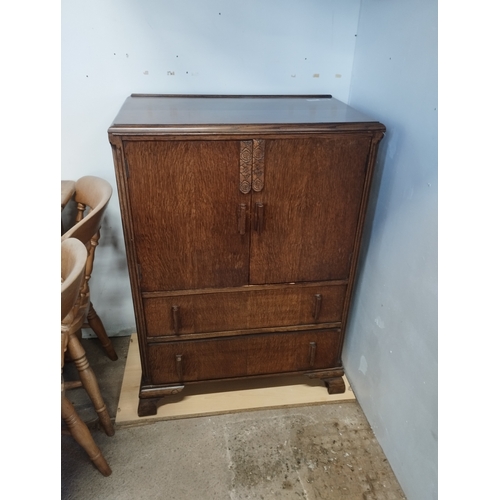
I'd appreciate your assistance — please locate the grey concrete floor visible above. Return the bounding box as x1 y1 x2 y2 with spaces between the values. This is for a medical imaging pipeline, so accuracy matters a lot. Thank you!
62 336 406 500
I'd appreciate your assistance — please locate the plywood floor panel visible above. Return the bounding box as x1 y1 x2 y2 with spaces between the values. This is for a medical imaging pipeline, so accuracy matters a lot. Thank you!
116 334 356 427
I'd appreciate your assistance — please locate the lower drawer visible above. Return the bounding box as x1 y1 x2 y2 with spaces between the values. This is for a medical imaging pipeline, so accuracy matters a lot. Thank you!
147 329 342 385
143 284 346 336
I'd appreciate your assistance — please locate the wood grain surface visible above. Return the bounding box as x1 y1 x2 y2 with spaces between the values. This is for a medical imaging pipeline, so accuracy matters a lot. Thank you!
109 95 385 415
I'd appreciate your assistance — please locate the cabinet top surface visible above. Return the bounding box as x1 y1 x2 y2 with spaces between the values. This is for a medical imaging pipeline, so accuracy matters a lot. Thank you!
108 94 384 133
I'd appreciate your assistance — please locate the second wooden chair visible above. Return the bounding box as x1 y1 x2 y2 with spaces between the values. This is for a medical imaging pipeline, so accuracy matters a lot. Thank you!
62 175 117 361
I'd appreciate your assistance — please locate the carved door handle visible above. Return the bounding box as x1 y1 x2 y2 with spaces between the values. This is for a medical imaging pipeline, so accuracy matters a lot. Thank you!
313 294 323 321
175 354 183 380
309 342 317 367
172 305 181 335
254 202 265 234
238 203 247 235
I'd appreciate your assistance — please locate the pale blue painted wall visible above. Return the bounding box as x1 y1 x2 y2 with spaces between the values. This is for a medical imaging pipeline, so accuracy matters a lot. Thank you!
62 0 361 335
344 1 438 499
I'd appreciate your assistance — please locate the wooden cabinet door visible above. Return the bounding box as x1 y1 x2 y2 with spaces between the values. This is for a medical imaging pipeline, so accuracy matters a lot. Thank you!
249 135 372 284
124 140 250 291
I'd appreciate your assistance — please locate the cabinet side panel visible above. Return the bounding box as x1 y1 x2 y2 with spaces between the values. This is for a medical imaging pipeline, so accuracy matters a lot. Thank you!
109 138 152 380
124 140 250 291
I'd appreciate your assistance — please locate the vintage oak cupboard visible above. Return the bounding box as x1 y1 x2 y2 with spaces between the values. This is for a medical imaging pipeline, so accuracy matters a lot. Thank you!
108 95 385 416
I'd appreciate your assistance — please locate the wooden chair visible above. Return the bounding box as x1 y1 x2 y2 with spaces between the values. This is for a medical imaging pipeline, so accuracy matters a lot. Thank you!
61 238 112 476
61 176 116 436
62 175 117 361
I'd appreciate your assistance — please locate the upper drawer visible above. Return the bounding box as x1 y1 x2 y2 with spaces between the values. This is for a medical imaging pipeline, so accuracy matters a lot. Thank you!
143 284 346 337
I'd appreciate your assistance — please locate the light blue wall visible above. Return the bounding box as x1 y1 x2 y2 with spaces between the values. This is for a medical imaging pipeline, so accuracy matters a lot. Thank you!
62 0 361 335
344 1 438 499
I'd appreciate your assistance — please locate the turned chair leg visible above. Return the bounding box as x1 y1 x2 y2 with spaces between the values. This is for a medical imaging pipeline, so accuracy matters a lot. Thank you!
62 395 112 476
87 302 118 361
66 333 115 437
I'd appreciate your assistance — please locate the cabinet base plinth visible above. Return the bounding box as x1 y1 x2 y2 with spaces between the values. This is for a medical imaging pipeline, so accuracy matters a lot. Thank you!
138 398 160 417
305 367 346 395
323 376 346 394
138 384 185 417
136 368 347 416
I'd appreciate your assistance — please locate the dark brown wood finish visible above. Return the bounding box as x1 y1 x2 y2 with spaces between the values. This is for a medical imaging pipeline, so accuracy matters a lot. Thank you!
124 139 250 291
147 329 342 385
143 284 347 337
109 95 385 416
249 135 371 284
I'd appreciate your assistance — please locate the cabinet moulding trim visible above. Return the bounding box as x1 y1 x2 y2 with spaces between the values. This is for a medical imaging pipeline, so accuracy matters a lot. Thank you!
305 367 345 380
239 140 253 194
252 139 265 192
142 369 345 395
145 324 342 343
139 385 185 398
141 280 350 298
108 123 385 136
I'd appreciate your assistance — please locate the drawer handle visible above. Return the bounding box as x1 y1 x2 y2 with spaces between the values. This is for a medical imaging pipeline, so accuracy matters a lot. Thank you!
254 202 265 234
172 305 181 335
313 294 323 321
238 203 247 235
175 354 183 380
309 342 317 367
